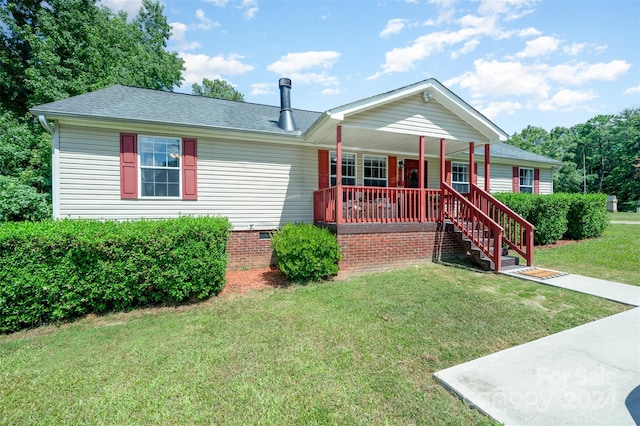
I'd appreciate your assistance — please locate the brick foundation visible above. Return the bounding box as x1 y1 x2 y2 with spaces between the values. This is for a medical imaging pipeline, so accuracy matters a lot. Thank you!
226 230 275 270
226 224 465 273
335 223 465 274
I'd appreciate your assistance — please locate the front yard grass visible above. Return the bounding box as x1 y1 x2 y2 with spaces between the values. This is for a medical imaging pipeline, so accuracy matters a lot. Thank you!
0 263 627 425
535 223 640 285
608 211 640 222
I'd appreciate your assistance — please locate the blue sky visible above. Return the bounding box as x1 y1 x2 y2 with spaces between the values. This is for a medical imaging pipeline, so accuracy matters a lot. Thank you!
101 0 639 135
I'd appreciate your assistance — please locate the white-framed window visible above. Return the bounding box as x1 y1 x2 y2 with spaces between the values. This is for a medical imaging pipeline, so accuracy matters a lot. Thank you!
363 155 387 187
330 151 356 186
139 135 181 197
452 162 469 193
519 168 534 193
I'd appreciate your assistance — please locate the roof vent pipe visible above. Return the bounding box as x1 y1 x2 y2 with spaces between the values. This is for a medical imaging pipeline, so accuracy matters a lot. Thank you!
277 78 297 132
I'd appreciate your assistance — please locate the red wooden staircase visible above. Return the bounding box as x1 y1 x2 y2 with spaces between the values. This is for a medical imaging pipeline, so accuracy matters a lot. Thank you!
442 183 535 272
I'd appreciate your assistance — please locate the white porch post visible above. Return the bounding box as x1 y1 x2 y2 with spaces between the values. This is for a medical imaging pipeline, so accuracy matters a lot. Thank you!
335 125 343 225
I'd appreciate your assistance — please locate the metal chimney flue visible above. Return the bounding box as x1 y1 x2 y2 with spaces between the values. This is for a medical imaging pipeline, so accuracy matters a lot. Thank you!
278 78 297 132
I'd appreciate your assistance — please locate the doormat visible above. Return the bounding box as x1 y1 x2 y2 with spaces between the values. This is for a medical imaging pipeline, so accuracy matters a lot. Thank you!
515 268 568 280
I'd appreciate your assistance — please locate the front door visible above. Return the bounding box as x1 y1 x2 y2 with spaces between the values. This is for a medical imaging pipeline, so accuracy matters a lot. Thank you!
404 159 428 188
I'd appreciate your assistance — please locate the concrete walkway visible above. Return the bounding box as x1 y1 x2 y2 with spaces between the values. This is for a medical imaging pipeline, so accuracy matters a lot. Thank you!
434 268 640 425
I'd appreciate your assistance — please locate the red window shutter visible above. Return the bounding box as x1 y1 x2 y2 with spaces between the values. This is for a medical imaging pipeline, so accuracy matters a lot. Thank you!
534 168 540 194
182 138 197 200
388 156 397 188
445 161 452 185
318 149 329 189
120 133 138 199
512 167 519 193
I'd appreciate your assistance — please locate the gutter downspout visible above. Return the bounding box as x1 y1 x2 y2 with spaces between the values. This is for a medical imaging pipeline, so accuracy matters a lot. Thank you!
37 115 60 218
38 115 54 134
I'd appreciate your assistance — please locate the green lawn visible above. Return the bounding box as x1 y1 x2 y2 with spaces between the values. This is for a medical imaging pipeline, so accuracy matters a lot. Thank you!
608 211 640 222
535 223 640 285
0 263 626 425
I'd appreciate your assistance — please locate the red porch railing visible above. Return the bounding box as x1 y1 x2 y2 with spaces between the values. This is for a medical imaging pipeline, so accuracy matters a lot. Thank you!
442 183 505 271
468 183 535 267
313 186 442 224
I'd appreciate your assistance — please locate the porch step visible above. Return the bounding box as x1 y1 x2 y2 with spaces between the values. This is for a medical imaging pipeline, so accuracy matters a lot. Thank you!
445 222 519 271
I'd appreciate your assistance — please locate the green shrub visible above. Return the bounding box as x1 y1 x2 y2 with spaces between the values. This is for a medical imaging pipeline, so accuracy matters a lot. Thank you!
0 216 231 333
528 194 570 245
619 200 640 213
493 192 535 219
564 193 609 240
271 223 341 283
0 175 51 222
495 192 609 245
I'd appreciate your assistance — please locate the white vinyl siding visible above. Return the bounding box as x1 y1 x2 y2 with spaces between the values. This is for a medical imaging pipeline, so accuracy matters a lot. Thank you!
482 164 553 195
56 125 317 230
346 95 488 142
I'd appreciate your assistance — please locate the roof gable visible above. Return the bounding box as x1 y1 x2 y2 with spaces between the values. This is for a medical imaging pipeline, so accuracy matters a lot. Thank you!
307 78 508 144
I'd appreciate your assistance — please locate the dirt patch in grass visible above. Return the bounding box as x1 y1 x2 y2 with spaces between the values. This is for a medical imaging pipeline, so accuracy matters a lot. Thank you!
221 266 288 296
537 239 580 250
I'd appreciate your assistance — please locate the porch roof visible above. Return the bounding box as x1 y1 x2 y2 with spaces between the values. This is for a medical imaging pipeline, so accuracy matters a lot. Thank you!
303 79 509 157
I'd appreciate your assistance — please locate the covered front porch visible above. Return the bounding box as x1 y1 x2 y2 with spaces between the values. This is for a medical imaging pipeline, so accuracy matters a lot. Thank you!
306 79 534 272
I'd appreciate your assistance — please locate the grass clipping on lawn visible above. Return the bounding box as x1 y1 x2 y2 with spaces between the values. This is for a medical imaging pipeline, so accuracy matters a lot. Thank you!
0 263 627 425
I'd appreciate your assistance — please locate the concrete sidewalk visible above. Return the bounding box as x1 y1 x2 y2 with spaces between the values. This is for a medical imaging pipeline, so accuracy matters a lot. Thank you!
502 268 640 307
434 270 640 425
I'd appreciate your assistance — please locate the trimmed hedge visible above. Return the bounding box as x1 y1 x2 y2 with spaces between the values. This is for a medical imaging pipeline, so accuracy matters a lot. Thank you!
494 193 608 245
271 223 342 283
564 193 609 240
0 216 231 333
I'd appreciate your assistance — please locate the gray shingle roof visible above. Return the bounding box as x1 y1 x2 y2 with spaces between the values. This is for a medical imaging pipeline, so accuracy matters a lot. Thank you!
479 143 562 166
30 85 322 135
31 84 560 166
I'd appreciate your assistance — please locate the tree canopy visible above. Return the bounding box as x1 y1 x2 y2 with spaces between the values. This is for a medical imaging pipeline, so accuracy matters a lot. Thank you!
0 0 184 116
192 78 245 101
0 0 185 221
507 108 640 210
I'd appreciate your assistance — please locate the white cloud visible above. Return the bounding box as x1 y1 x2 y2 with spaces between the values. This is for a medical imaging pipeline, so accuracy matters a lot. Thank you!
539 89 597 111
517 27 542 37
380 19 409 38
98 0 142 17
181 53 254 87
322 88 343 95
445 59 551 100
516 36 560 58
204 0 258 19
267 51 341 86
194 9 220 30
204 0 230 6
369 0 537 79
451 39 480 59
548 60 631 85
478 101 524 120
250 83 273 96
170 22 202 51
563 42 587 56
477 0 537 19
624 85 640 95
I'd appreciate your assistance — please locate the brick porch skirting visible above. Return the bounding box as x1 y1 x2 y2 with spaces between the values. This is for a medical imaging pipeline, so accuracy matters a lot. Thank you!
226 224 465 273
